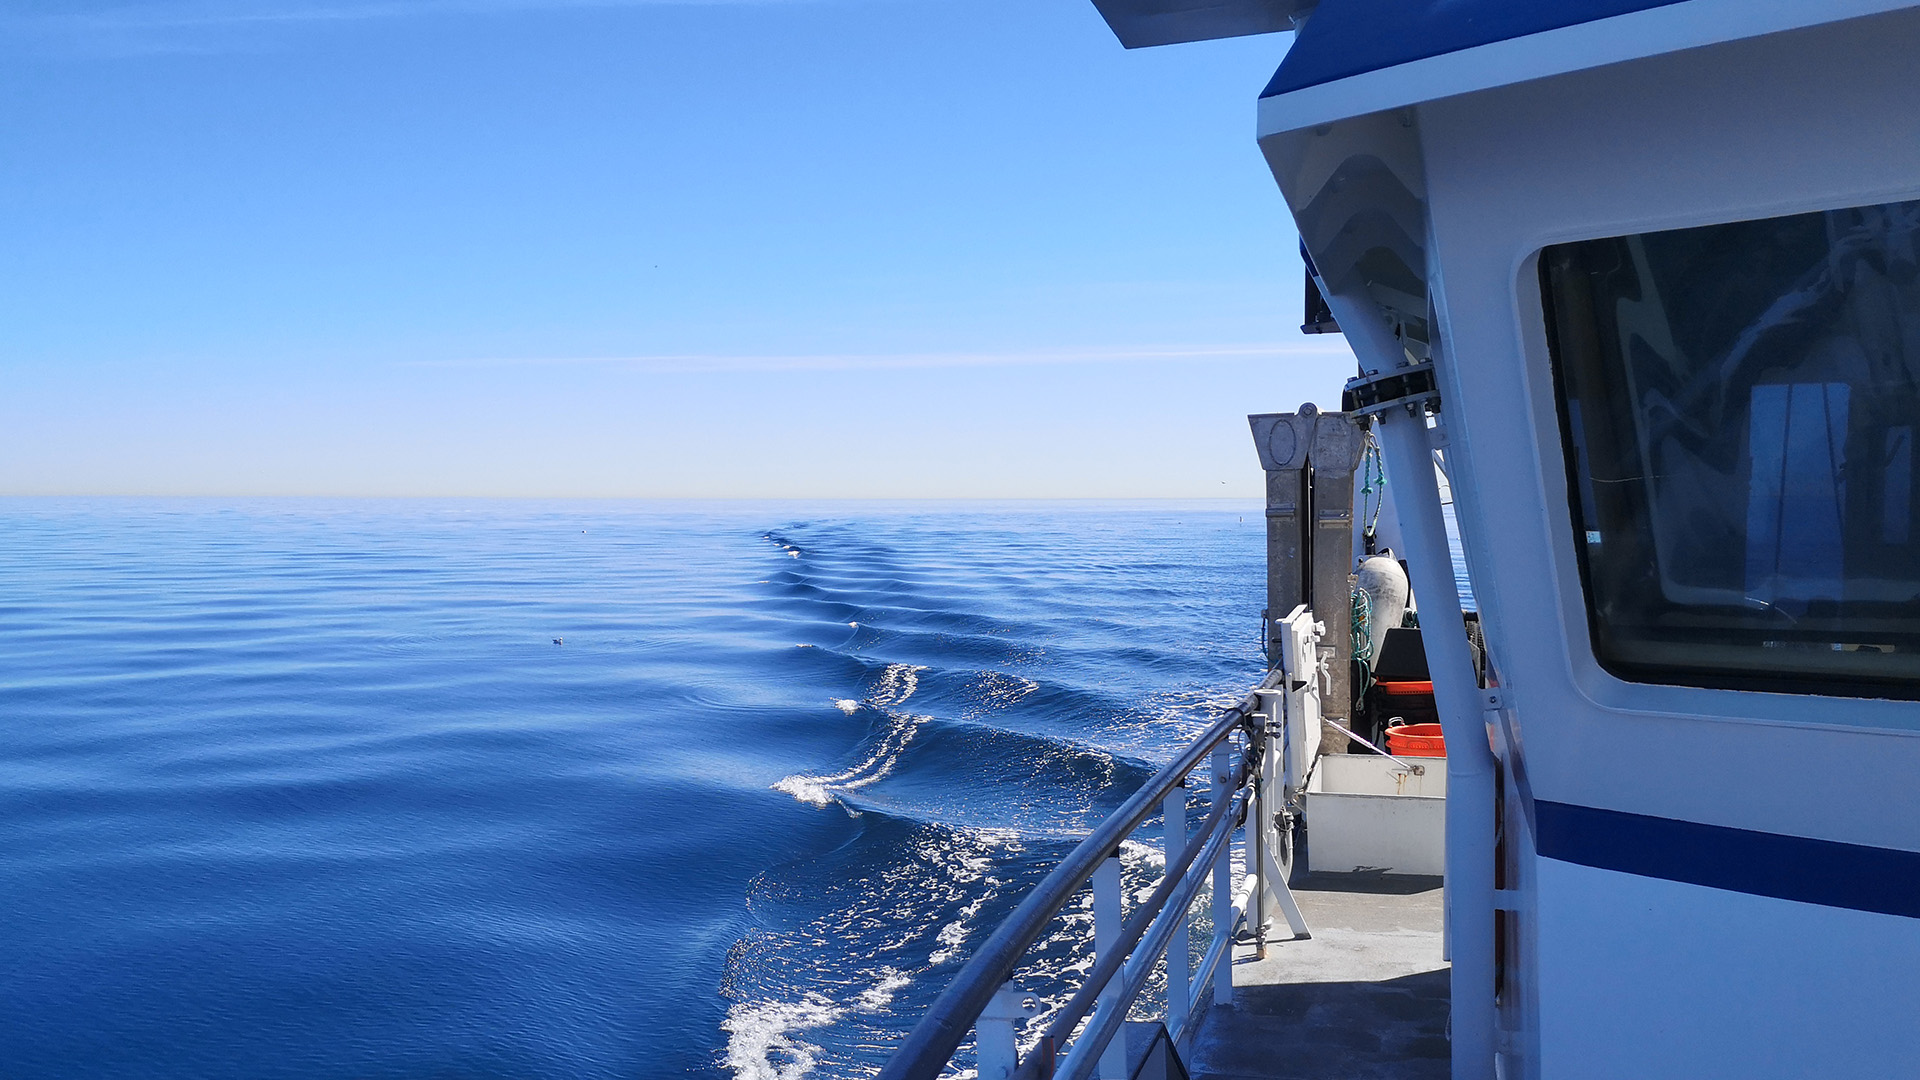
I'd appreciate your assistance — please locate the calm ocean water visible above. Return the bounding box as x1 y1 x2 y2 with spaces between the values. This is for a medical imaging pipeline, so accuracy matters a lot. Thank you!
0 499 1266 1079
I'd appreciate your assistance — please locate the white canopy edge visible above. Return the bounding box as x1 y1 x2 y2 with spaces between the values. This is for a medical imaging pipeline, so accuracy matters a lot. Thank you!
1091 0 1305 49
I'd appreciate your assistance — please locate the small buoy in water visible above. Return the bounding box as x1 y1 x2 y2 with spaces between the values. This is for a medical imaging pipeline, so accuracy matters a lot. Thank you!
553 638 563 645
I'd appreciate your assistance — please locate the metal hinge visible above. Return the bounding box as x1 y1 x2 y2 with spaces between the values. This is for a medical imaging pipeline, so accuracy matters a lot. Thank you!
1342 363 1440 417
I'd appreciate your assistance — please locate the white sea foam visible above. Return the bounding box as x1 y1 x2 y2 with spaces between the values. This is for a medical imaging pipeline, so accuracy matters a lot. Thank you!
926 882 996 966
927 916 970 967
1120 838 1166 869
926 836 1004 965
968 670 1038 713
773 705 924 807
867 663 924 708
771 774 835 807
832 699 859 715
720 996 842 1080
720 970 913 1079
854 968 911 1012
761 533 804 560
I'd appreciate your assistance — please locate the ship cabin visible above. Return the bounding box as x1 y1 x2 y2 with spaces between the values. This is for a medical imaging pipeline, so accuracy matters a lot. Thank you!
1234 1 1920 1077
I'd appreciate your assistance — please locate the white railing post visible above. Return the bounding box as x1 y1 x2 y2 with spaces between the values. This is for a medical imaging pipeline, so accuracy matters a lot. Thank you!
1163 779 1190 1042
1093 850 1127 1079
1209 741 1235 1007
1250 736 1269 961
975 982 1040 1080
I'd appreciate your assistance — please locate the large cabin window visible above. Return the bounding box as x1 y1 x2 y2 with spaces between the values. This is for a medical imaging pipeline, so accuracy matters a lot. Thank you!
1543 199 1920 696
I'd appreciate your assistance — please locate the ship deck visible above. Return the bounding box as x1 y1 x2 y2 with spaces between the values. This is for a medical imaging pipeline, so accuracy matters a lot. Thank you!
1185 873 1450 1080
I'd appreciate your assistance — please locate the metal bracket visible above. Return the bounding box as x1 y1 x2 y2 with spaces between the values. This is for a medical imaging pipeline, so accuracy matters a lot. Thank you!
1253 687 1285 733
980 982 1041 1022
975 982 1042 1080
1342 363 1439 417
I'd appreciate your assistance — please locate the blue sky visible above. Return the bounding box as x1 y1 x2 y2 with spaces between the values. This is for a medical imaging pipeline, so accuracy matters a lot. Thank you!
0 0 1352 497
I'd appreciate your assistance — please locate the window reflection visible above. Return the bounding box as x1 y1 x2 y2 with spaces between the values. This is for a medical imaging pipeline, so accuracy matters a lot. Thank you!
1544 199 1920 695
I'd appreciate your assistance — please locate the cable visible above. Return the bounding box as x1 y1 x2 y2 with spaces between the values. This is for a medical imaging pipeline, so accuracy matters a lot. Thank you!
1351 584 1375 699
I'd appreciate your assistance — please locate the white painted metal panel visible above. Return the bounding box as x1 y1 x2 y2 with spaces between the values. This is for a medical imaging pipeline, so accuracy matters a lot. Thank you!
1415 7 1920 848
1315 750 1448 798
1260 10 1920 1077
1536 859 1920 1079
1303 790 1445 876
1386 12 1920 1076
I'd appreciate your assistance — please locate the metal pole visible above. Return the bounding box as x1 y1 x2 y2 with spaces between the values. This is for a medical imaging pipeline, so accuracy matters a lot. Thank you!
1092 851 1126 1080
976 1016 1017 1080
1249 736 1268 961
1163 782 1190 1043
1209 742 1234 1007
1374 402 1498 1080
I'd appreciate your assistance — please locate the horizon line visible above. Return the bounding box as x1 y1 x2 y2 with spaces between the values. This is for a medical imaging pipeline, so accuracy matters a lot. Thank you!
0 493 1268 501
412 342 1353 374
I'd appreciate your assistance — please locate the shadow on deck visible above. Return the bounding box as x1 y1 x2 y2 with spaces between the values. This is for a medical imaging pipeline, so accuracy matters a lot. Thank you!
1184 873 1450 1080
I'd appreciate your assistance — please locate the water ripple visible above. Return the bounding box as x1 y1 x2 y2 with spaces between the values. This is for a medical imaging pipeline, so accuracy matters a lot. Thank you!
0 498 1263 1079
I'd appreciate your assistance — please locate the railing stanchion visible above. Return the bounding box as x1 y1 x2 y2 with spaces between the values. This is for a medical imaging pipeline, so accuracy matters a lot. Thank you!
1162 780 1190 1044
975 983 1038 1080
877 677 1282 1080
1251 729 1269 961
1209 741 1235 1008
1092 850 1126 1080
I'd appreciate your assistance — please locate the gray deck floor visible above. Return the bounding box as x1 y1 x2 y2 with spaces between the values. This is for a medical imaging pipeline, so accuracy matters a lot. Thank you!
1185 873 1450 1080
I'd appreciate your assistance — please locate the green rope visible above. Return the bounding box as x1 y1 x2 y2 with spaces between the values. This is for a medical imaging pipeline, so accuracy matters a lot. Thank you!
1351 585 1376 698
1356 431 1387 552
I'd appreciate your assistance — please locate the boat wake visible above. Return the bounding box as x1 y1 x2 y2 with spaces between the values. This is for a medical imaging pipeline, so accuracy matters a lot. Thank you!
773 663 929 809
721 515 1261 1078
721 964 912 1080
719 996 837 1080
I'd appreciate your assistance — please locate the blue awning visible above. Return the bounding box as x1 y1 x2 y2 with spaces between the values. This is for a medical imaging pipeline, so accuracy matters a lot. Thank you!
1261 0 1692 97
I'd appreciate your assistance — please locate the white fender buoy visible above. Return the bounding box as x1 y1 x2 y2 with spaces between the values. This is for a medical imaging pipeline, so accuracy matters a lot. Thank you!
1355 552 1409 661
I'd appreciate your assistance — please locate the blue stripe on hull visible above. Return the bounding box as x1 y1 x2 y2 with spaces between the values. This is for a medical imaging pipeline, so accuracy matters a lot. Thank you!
1535 800 1920 919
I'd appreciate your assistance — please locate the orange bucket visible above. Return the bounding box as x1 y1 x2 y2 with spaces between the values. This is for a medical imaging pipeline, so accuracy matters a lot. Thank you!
1385 721 1447 757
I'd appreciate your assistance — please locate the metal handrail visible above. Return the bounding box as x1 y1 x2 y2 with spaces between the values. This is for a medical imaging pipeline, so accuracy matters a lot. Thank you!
1011 755 1254 1077
1044 787 1247 1080
876 671 1282 1080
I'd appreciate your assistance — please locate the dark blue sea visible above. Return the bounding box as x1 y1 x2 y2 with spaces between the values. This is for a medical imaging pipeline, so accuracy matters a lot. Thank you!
0 500 1266 1079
